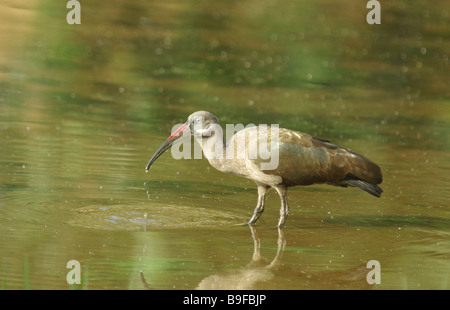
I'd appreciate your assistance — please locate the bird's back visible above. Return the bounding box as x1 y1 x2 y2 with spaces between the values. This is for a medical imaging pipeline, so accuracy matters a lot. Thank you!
227 126 382 196
275 129 381 185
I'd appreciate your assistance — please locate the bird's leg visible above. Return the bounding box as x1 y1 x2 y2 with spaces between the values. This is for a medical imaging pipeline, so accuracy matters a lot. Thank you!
248 184 269 225
274 186 289 228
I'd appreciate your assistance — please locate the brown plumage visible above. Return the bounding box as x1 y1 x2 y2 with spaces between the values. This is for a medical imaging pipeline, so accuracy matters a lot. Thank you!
146 111 383 228
263 128 383 195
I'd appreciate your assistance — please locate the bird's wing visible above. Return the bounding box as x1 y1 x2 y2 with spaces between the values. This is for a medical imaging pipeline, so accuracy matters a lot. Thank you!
250 128 382 187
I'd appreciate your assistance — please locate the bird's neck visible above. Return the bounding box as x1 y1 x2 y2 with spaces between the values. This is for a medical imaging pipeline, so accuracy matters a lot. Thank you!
195 133 234 173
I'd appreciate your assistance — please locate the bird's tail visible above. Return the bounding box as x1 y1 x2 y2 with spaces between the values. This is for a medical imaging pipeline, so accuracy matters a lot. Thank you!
312 135 383 197
341 178 383 198
337 149 383 197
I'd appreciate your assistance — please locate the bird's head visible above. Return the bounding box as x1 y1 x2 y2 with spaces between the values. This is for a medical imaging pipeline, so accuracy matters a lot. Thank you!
145 111 220 171
187 111 220 139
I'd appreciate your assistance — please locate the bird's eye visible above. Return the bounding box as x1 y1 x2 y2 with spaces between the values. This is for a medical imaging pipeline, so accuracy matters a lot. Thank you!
195 117 201 123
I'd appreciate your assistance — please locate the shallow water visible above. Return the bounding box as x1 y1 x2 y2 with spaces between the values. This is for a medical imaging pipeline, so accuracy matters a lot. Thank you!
0 0 449 289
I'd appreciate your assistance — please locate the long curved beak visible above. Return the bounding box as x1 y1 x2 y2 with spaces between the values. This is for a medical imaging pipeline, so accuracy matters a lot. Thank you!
145 122 190 172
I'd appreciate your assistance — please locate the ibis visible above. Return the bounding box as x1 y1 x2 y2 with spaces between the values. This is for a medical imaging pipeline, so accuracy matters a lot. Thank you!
145 111 383 228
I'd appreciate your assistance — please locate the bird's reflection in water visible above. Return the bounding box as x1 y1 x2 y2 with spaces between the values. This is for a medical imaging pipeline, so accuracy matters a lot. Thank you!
197 226 285 290
197 226 372 290
139 226 372 289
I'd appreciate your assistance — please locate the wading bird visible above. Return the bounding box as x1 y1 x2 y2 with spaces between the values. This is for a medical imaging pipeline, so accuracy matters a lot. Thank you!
145 111 383 228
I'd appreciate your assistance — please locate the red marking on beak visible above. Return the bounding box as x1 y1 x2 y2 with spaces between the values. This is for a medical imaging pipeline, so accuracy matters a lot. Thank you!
168 122 188 139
